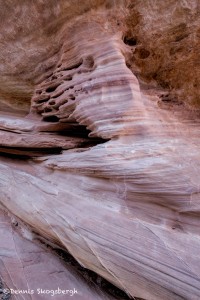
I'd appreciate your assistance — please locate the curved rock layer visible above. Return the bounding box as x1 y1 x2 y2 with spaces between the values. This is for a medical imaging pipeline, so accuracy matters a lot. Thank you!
0 208 119 300
0 1 200 300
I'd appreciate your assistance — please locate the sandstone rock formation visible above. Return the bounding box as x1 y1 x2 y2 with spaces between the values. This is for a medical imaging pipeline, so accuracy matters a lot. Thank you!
0 209 119 300
0 1 200 300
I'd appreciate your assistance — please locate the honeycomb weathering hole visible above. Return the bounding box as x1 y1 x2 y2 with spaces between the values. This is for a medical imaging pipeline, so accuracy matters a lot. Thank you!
123 35 137 46
43 115 59 122
137 48 150 59
61 60 83 71
46 83 60 93
84 56 95 68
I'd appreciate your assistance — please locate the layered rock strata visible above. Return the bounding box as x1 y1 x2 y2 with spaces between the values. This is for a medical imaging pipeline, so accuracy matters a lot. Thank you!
0 1 200 300
0 208 118 300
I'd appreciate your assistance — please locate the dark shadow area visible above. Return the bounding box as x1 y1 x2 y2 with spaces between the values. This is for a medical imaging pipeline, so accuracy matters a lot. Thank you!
54 249 132 300
53 249 145 300
0 146 62 158
0 279 11 300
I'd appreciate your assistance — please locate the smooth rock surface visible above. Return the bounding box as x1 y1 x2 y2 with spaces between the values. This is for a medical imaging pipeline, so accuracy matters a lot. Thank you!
0 208 118 300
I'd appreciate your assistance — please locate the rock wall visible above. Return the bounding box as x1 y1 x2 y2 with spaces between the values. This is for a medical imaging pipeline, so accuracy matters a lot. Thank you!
125 0 200 108
0 1 200 300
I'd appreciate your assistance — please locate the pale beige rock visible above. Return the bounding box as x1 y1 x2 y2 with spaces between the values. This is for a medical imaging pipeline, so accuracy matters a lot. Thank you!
0 1 200 300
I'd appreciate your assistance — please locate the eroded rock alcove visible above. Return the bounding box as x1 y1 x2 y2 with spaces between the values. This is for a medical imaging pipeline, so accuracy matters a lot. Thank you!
0 1 200 300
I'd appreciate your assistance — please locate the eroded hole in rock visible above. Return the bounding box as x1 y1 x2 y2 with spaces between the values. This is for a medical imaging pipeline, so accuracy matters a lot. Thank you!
69 94 75 100
43 115 59 122
29 42 109 158
126 61 132 69
123 36 137 46
137 48 150 59
160 94 171 102
175 32 189 42
159 94 183 106
46 83 60 93
51 90 64 98
44 107 52 113
49 100 56 105
64 75 73 81
36 90 42 94
37 96 50 103
51 75 58 80
84 55 95 68
55 122 108 144
62 60 83 71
